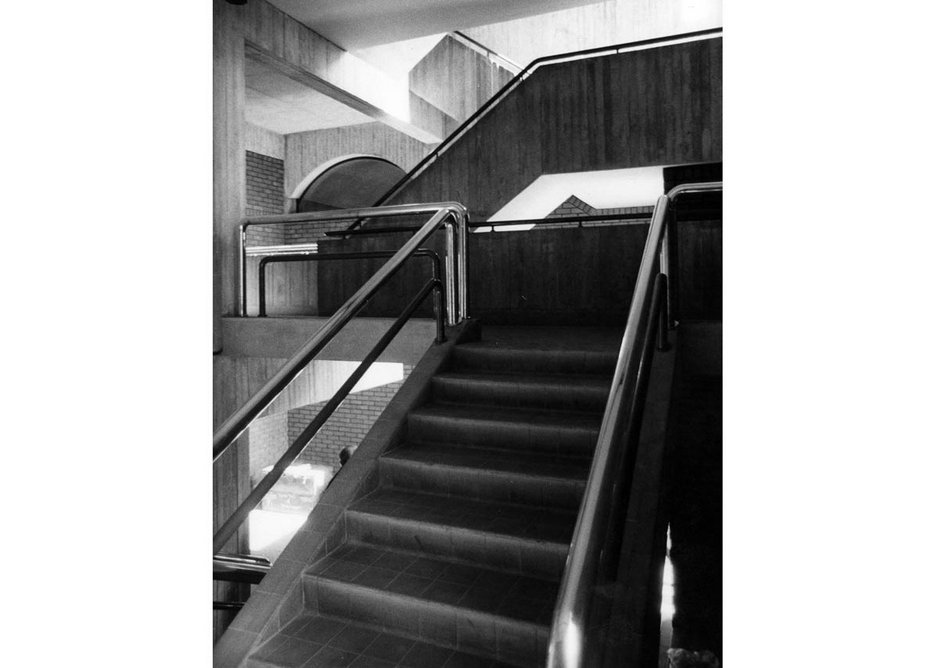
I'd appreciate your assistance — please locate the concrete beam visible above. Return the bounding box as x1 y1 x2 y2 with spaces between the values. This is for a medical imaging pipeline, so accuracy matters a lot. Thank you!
220 316 436 364
243 0 449 143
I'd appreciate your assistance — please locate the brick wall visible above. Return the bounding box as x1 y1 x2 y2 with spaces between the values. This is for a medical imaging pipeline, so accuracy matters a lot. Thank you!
287 365 415 473
246 151 286 246
537 195 654 230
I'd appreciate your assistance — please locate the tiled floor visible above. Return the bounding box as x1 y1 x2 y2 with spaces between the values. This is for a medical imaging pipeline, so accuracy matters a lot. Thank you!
348 489 577 544
309 543 558 626
382 442 590 483
249 613 526 668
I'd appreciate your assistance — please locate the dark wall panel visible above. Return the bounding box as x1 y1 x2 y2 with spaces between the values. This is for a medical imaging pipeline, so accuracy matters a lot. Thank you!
316 225 649 326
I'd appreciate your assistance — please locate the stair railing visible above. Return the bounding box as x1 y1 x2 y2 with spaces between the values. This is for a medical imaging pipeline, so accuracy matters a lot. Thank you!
215 203 468 556
256 248 444 344
546 182 722 667
350 28 722 226
240 202 469 318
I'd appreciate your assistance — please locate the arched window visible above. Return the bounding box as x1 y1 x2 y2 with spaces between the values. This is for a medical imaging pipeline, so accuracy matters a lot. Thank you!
291 155 405 213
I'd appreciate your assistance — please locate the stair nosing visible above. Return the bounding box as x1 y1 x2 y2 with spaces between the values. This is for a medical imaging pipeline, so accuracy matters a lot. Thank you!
410 402 605 425
346 503 572 550
305 575 551 632
350 487 580 522
380 447 590 485
433 370 613 384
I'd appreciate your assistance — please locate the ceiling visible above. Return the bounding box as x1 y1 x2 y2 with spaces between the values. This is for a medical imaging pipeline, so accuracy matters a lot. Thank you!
266 0 606 49
244 55 374 134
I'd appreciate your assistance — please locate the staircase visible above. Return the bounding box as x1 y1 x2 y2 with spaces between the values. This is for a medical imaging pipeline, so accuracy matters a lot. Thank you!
244 326 621 668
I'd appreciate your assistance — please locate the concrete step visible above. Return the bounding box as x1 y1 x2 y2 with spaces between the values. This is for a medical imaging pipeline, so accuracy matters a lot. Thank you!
380 441 589 509
451 342 618 377
302 544 556 666
406 404 601 456
431 371 611 413
246 610 528 667
346 488 574 580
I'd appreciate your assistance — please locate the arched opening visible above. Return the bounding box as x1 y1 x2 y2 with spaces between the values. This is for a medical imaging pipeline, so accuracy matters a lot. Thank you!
291 154 405 213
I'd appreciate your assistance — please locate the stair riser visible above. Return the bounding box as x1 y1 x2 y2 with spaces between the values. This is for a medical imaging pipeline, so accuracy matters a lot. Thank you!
432 376 610 413
346 511 568 580
379 458 585 509
407 413 599 455
304 577 547 666
452 347 617 376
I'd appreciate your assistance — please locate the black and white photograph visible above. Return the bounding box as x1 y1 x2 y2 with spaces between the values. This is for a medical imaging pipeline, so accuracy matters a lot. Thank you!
5 1 937 666
211 2 722 666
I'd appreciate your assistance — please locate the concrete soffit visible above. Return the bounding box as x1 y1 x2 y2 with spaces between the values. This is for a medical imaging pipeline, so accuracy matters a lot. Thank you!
245 41 446 144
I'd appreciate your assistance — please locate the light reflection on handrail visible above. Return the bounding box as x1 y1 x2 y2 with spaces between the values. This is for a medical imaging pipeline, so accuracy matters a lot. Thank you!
546 182 722 667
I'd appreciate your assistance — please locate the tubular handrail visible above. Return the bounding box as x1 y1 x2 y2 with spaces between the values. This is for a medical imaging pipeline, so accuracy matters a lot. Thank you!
324 210 656 237
245 243 320 257
256 249 442 326
219 203 468 463
351 28 722 226
546 181 722 667
213 554 271 584
213 275 443 554
239 202 469 318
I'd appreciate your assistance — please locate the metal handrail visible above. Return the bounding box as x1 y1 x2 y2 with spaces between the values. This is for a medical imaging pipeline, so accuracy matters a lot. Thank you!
220 203 468 462
353 28 722 225
245 243 320 257
325 211 656 237
213 276 442 554
239 202 469 318
256 250 443 334
213 554 271 585
546 181 722 667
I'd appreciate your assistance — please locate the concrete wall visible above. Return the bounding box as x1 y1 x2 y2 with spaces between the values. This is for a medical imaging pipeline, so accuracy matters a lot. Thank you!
464 0 722 67
388 38 722 220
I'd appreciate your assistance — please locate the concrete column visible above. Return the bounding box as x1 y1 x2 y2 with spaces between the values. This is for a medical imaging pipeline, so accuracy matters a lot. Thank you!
213 0 246 350
213 0 249 642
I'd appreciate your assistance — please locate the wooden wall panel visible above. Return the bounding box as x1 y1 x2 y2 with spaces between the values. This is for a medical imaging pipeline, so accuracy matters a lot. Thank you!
388 38 722 221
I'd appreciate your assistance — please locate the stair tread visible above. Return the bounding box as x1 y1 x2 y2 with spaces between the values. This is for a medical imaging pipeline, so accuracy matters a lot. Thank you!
307 542 559 627
460 326 622 352
251 611 527 667
434 370 612 387
411 402 604 428
348 488 577 545
383 442 592 481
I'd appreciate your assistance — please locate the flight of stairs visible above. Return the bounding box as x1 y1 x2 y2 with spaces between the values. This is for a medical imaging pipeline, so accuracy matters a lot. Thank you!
245 327 620 668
